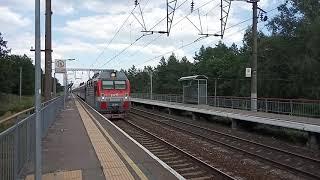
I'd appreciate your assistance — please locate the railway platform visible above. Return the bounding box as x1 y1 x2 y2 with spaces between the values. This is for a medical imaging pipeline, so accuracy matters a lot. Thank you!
21 96 182 180
131 98 320 149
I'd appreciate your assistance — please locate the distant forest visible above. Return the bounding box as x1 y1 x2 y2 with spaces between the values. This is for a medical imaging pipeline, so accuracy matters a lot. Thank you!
0 32 63 97
126 0 320 99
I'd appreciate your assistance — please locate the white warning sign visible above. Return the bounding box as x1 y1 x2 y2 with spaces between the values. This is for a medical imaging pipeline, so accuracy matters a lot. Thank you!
55 59 66 73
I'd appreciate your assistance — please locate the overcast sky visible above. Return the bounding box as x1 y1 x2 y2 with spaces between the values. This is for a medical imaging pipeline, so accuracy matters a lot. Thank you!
0 0 284 85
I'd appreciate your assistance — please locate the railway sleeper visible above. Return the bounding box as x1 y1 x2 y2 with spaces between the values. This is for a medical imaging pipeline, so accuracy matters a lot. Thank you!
177 166 200 172
167 161 192 167
160 156 181 161
189 175 215 180
155 152 177 158
165 159 187 164
180 171 209 178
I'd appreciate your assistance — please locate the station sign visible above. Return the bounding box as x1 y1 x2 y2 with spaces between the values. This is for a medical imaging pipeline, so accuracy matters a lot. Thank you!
55 59 66 73
245 68 251 78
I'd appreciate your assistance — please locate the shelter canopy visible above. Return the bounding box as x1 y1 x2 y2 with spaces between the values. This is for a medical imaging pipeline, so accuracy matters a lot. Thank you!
178 75 208 81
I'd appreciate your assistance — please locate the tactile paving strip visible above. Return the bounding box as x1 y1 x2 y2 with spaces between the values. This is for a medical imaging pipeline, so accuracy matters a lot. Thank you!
75 100 135 180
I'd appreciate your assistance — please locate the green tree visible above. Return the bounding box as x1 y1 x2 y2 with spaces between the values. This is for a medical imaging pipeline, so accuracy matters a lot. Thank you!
0 33 11 57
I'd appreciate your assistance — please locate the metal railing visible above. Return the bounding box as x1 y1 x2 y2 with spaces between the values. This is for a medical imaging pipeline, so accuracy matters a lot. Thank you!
131 93 320 118
0 96 63 180
132 93 183 103
0 96 62 126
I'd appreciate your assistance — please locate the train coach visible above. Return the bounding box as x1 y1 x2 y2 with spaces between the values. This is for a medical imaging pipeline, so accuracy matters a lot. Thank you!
73 70 131 119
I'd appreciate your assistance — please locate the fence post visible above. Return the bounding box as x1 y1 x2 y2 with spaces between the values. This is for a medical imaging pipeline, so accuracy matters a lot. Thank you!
265 99 268 112
290 100 293 115
231 98 233 108
14 119 19 180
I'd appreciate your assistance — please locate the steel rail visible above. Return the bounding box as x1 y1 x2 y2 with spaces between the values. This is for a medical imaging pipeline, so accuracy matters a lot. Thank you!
125 118 236 180
75 95 233 179
132 107 320 163
131 108 320 180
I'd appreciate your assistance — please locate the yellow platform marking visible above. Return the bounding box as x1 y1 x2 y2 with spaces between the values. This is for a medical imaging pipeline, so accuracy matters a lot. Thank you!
75 100 135 180
25 170 82 180
82 102 148 180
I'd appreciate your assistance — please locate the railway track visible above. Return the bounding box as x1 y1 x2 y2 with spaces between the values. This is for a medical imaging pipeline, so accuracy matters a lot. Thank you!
130 107 320 180
114 119 236 180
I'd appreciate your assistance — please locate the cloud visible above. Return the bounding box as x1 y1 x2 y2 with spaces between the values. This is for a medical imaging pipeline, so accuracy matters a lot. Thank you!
1 0 283 74
0 6 31 30
82 0 130 14
53 1 75 15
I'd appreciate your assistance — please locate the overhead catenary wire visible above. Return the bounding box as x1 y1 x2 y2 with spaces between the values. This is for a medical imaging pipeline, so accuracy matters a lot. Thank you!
147 0 189 31
100 0 194 67
123 0 220 66
137 19 253 67
101 34 147 68
136 6 279 68
121 1 220 69
90 0 145 68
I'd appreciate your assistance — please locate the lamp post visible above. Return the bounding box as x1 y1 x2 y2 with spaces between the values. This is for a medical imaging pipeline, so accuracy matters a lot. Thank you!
150 72 153 100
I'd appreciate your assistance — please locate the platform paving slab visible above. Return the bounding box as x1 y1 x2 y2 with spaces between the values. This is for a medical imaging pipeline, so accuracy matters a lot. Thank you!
22 99 105 180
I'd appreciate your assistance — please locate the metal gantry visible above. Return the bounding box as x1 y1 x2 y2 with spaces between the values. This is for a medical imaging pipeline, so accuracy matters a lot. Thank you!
141 0 178 36
220 0 232 38
167 0 178 36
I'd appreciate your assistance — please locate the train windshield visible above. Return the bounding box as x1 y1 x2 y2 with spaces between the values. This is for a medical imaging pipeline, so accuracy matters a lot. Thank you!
114 81 126 89
102 81 113 89
102 80 126 89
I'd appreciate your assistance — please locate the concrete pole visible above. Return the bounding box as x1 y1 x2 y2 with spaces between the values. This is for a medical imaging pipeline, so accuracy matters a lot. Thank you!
64 72 67 109
44 0 52 101
34 0 42 178
251 1 258 111
53 72 56 97
19 67 22 101
150 73 153 100
214 78 217 106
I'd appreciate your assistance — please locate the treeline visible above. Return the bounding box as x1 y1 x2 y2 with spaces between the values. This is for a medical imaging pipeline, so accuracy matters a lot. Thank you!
126 0 320 99
0 33 63 97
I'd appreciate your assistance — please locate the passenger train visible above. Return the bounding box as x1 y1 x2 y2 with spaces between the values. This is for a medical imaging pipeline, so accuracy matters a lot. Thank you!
73 70 131 119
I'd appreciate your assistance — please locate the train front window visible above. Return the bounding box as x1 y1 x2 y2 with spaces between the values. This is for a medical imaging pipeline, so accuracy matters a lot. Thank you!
102 81 113 89
114 81 126 89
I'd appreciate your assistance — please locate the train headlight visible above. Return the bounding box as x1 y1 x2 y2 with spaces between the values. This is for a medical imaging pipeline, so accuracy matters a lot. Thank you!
124 93 129 100
102 96 105 100
111 72 116 77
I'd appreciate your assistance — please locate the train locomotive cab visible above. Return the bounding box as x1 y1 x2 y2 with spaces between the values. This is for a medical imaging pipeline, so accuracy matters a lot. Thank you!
75 70 131 119
95 71 131 119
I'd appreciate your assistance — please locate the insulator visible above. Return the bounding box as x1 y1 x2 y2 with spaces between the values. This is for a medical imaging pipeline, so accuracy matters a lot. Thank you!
260 13 264 21
134 0 138 6
191 1 194 13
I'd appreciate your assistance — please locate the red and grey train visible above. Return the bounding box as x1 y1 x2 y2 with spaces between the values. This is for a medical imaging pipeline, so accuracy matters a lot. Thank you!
73 70 131 118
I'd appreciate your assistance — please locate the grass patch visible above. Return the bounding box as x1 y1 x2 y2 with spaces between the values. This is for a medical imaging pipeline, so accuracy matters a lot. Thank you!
0 94 34 120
